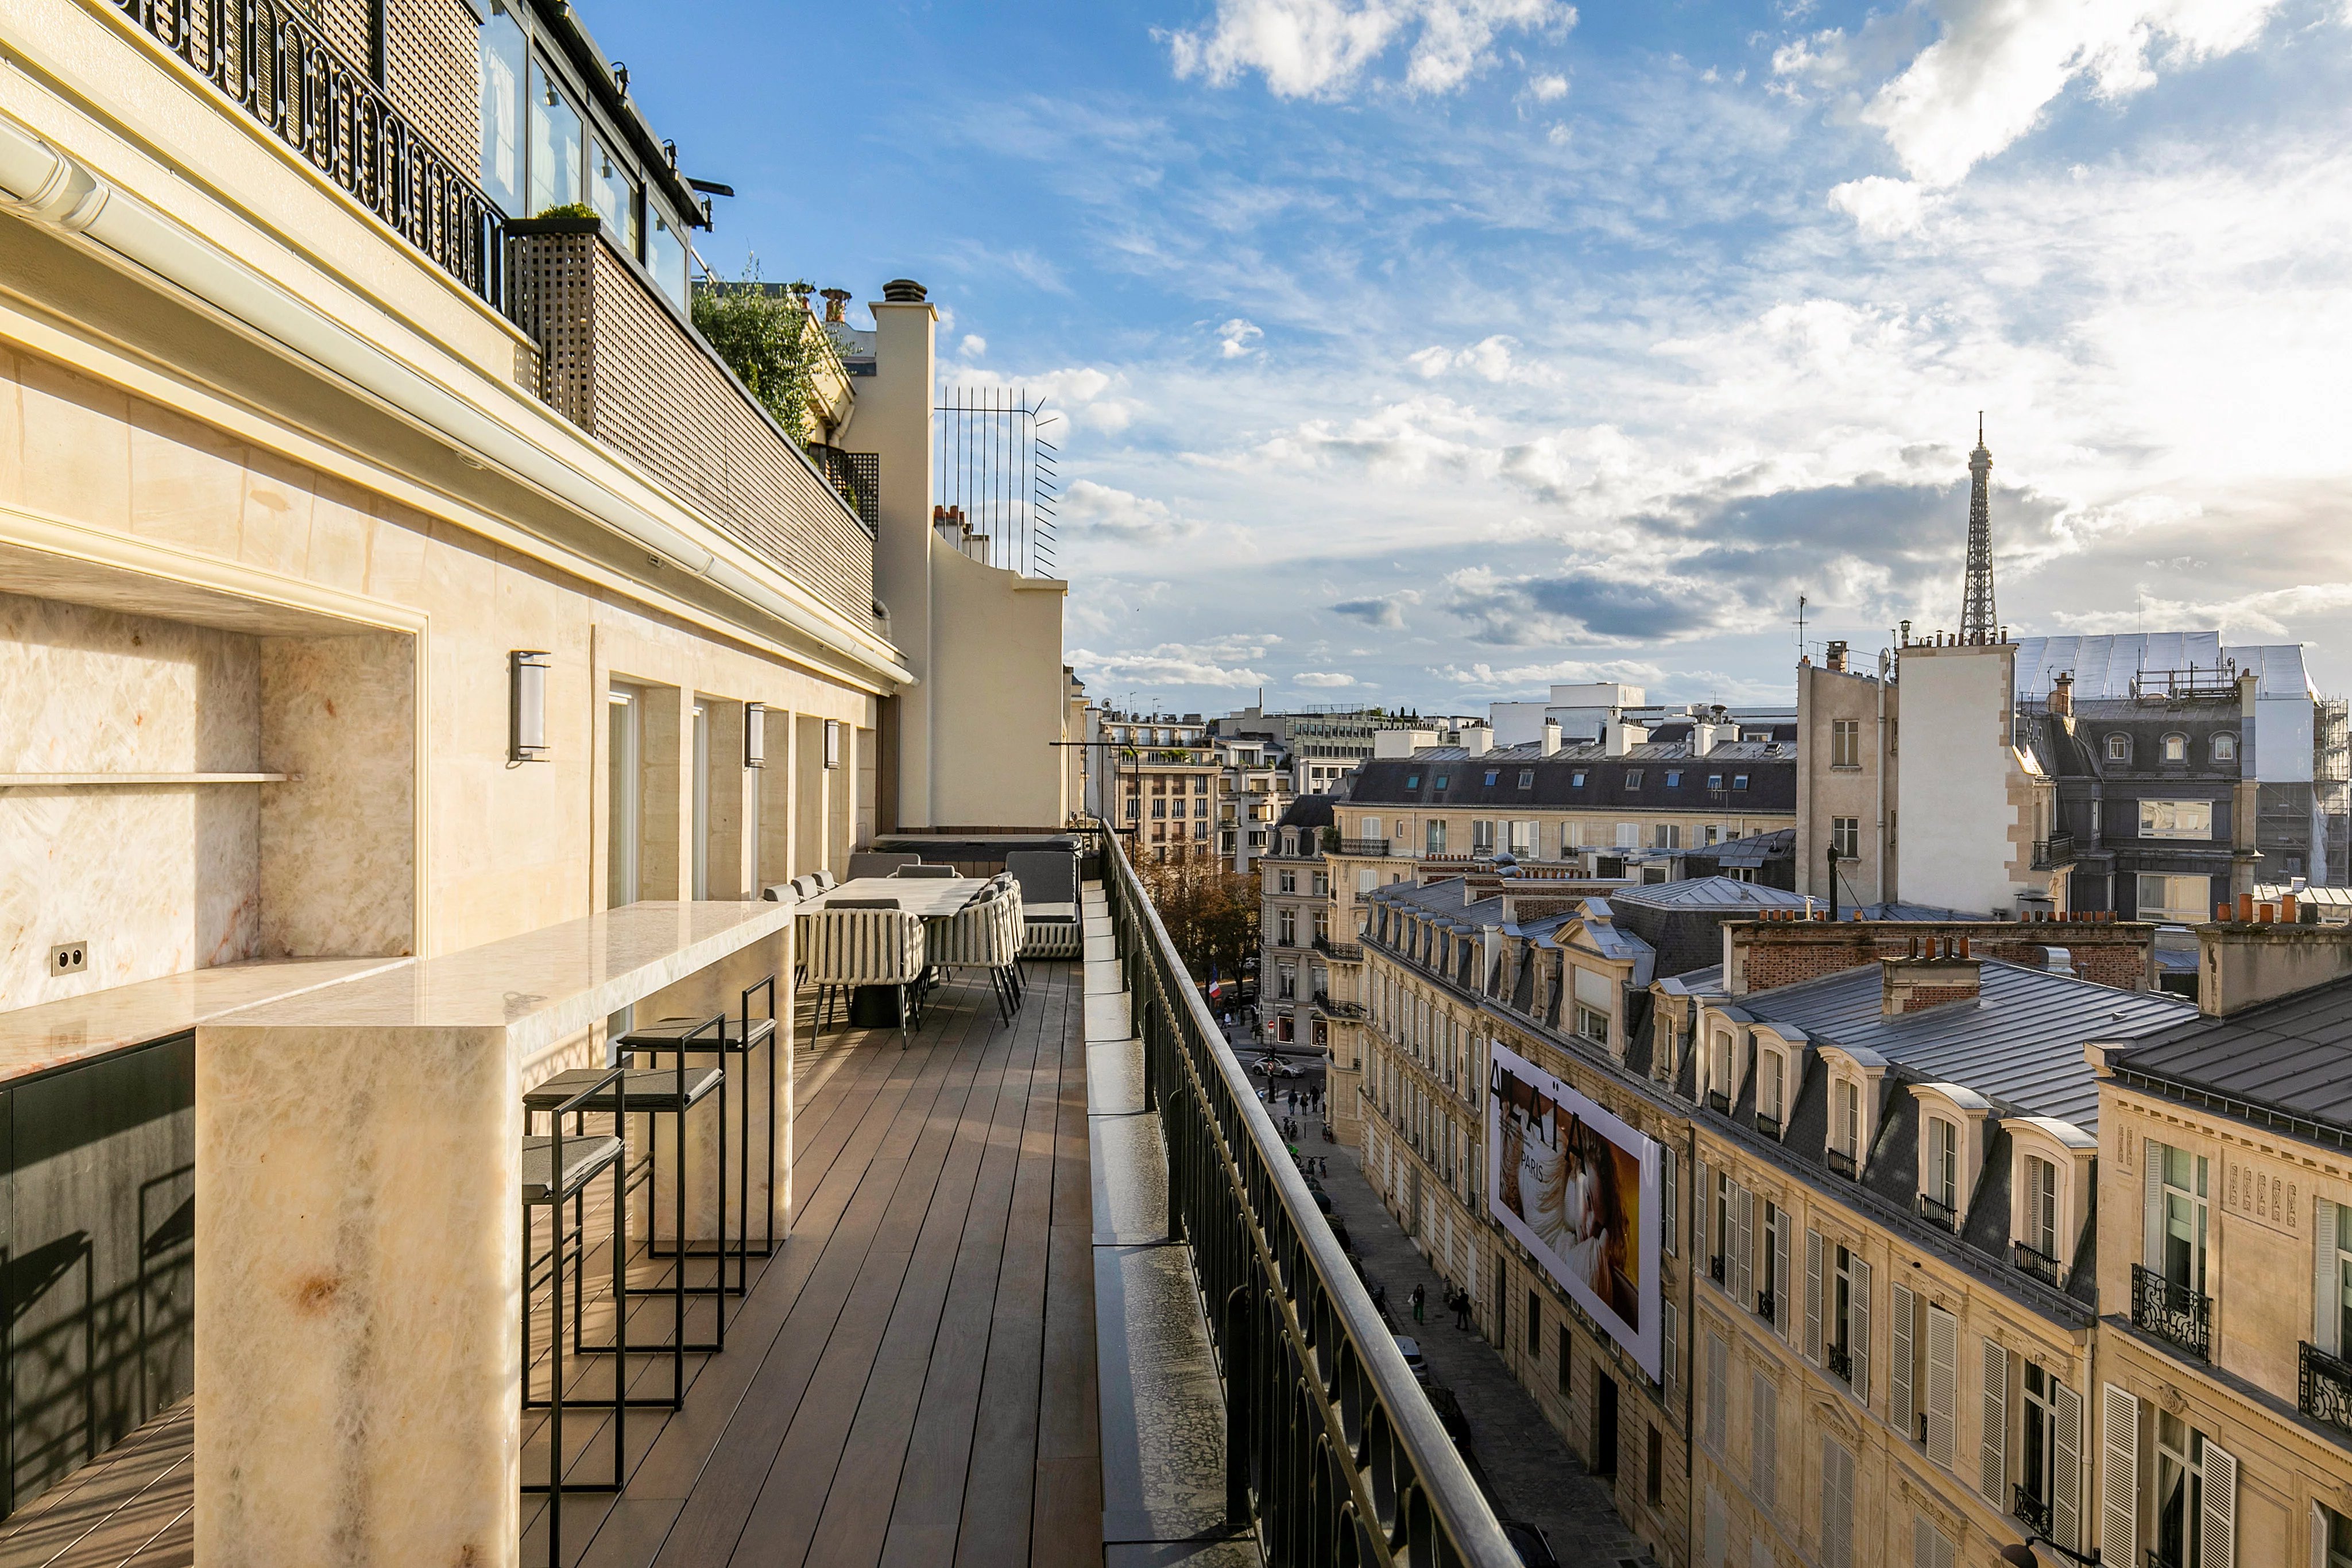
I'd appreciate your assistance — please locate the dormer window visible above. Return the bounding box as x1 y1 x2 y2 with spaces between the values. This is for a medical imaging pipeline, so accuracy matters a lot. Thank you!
1732 775 1750 790
1925 1116 1960 1223
1571 771 1587 787
2021 1154 2059 1259
1835 1079 1862 1164
1757 1048 1786 1135
1405 773 1420 789
2212 733 2237 762
1483 769 1500 786
2106 733 2131 762
1708 773 1723 790
2162 733 2188 762
1518 769 1535 788
1625 769 1645 788
1666 770 1682 787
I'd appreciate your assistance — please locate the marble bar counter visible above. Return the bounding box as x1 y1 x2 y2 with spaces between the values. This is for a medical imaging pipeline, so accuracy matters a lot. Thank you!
192 901 794 1568
0 956 413 1085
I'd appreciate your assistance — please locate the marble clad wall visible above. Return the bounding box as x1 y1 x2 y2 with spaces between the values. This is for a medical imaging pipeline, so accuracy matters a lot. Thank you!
258 632 415 958
0 589 261 1008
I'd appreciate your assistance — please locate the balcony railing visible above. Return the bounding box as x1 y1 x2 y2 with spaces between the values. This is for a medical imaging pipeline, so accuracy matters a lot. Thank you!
124 0 505 309
2013 1483 2055 1541
1757 1291 1775 1325
1916 1193 1960 1232
1314 936 1365 963
2011 1240 2063 1288
1312 991 1364 1021
1827 1147 1860 1180
1709 1253 1725 1285
2033 834 2079 870
509 222 876 626
2131 1265 2212 1361
1337 838 1399 857
1100 830 1519 1565
2300 1342 2352 1437
1705 1090 1731 1115
1825 1342 1853 1384
1753 1112 1782 1141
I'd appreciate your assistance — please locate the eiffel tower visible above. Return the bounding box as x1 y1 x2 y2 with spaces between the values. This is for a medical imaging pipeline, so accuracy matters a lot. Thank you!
1960 413 1998 645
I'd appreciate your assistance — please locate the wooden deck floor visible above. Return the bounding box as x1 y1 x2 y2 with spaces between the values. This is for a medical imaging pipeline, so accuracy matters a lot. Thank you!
0 961 1100 1568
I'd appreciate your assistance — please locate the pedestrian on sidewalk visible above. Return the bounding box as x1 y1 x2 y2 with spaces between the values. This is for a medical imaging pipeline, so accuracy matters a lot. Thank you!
1452 1288 1471 1330
1410 1283 1425 1324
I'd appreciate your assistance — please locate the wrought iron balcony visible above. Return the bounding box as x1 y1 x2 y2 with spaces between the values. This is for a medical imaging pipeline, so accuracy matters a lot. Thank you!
1706 1090 1731 1114
1100 831 1521 1563
1311 991 1365 1021
1757 1291 1775 1325
1753 1112 1782 1141
1337 838 1399 857
2011 1240 2063 1288
1827 1147 1860 1180
1313 935 1365 963
2032 834 2079 870
2013 1483 2055 1540
2300 1341 2352 1437
1916 1193 1960 1232
1825 1342 1854 1384
126 0 506 309
2131 1265 2212 1361
1709 1253 1725 1285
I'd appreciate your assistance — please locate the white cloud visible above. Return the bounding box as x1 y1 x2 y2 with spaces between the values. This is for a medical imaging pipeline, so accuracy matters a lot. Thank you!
1527 71 1569 100
1061 481 1204 544
950 364 1139 433
1862 0 2285 187
2053 581 2352 640
1164 0 1574 100
1828 175 1927 237
1429 657 1668 692
1218 318 1266 358
1405 335 1531 381
958 334 988 359
1071 636 1279 689
1294 671 1359 686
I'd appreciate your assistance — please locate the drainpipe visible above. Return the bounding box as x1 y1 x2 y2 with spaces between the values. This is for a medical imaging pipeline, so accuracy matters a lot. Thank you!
1877 647 1892 905
0 115 915 688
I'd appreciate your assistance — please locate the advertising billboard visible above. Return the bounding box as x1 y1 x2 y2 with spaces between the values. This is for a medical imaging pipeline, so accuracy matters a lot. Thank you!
1487 1040 1662 1380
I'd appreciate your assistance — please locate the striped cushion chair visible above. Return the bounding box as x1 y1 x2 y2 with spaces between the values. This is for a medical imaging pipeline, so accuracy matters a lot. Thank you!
1005 849 1082 960
927 889 1024 1022
798 903 927 1048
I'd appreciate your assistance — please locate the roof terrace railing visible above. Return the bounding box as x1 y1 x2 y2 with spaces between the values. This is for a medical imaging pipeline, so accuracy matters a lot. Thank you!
122 0 506 309
1099 828 1518 1566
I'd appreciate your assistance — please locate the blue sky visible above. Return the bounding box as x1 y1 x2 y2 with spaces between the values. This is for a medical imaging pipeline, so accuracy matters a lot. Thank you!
587 0 2352 714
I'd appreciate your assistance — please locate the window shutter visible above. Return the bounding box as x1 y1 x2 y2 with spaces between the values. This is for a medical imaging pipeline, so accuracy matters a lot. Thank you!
1773 1208 1793 1339
1663 1298 1678 1397
1664 1150 1680 1257
2202 1440 2237 1568
1705 1329 1728 1452
2144 1139 2165 1269
1805 1229 1825 1364
2318 1198 2339 1356
1925 1307 1959 1467
2099 1383 2140 1568
1733 1185 1756 1308
1750 1372 1777 1507
1978 1339 2009 1504
1850 1257 1873 1403
1698 1157 1713 1256
2314 1503 2332 1568
1912 1515 1933 1568
2053 1380 2083 1552
1821 1435 1854 1568
1890 1283 1917 1442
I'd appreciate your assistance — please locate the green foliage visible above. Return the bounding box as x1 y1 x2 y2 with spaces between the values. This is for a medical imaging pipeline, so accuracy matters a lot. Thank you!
690 266 831 443
535 202 597 221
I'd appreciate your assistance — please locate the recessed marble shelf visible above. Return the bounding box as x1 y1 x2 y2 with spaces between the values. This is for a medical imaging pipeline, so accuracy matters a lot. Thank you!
0 772 292 785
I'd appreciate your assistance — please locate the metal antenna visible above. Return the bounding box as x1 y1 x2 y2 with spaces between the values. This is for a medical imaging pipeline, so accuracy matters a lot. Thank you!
1962 415 1998 645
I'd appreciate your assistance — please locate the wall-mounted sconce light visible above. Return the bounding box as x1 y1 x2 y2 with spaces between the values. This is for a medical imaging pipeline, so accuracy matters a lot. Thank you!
823 718 841 770
744 703 767 769
510 651 551 762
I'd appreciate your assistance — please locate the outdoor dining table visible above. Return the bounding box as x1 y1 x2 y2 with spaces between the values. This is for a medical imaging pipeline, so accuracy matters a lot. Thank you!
796 874 985 1025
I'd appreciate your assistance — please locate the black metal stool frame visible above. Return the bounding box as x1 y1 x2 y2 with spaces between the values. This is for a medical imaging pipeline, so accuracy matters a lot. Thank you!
616 1011 731 1359
639 977 779 1294
520 1064 628 1567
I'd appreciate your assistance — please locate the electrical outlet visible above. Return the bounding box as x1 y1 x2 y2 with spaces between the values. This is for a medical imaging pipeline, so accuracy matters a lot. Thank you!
49 942 87 977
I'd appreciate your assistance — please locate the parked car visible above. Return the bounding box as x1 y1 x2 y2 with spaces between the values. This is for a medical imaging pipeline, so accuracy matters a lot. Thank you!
1325 1217 1353 1253
1499 1519 1559 1568
1252 1056 1306 1078
1423 1383 1472 1447
1391 1334 1429 1385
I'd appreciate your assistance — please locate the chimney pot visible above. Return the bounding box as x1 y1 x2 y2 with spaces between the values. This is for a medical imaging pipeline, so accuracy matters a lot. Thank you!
2260 903 2276 924
2238 892 2255 923
1827 640 1850 672
2049 671 2074 717
2284 893 2300 923
881 278 929 303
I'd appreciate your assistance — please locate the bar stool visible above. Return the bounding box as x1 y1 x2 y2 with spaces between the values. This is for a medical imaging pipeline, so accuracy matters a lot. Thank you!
520 1066 627 1567
617 975 779 1302
525 1031 724 1408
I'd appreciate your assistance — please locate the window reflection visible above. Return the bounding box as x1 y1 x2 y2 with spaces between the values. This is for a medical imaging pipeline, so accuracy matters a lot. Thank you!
528 60 582 216
591 137 639 251
476 5 526 214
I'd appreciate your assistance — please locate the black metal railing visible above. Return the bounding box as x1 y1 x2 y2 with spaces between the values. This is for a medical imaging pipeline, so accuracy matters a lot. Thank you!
2300 1341 2352 1437
1827 1147 1860 1180
2131 1265 2211 1361
1337 838 1398 857
1917 1193 1960 1232
2146 1552 2184 1568
119 0 506 309
1757 1291 1775 1325
2033 834 2079 870
2011 1240 2063 1287
1706 1090 1731 1115
1709 1254 1725 1285
1312 991 1364 1021
1101 829 1518 1565
1825 1342 1853 1384
2013 1483 2054 1540
1753 1112 1782 1141
1314 936 1365 963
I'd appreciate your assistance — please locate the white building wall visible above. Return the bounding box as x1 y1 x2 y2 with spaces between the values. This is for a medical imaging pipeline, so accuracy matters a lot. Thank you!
1896 645 2025 915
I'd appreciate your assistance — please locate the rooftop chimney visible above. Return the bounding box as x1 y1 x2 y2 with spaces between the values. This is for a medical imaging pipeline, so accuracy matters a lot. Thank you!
1541 719 1562 757
2196 922 2352 1016
820 287 852 323
881 278 928 303
1880 947 1983 1017
2049 671 2073 718
1603 721 1650 758
1826 640 1850 673
1463 729 1492 757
